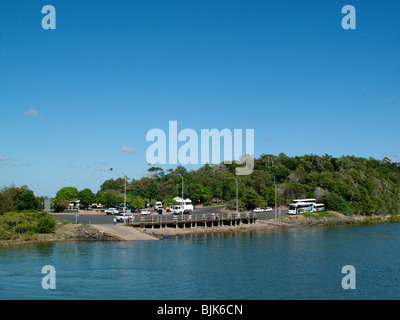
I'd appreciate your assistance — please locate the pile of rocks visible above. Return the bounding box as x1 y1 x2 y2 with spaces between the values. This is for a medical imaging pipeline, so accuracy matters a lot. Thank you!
72 225 120 241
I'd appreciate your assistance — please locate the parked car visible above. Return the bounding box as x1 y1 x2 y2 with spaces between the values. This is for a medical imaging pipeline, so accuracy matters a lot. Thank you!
105 208 120 215
115 212 133 222
253 207 263 213
154 201 163 210
171 204 193 214
140 209 151 215
264 207 273 212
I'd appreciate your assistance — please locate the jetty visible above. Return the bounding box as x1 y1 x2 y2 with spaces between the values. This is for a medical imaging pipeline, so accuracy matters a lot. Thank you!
127 212 258 229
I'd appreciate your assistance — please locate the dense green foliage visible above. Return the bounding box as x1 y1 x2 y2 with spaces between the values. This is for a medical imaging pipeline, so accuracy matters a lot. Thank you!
0 211 56 240
55 187 79 201
94 154 400 216
0 185 39 214
1 154 399 216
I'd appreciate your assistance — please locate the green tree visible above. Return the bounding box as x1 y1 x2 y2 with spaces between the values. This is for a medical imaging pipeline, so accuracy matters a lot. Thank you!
0 185 37 214
322 192 352 216
100 178 126 193
52 198 70 212
55 187 79 201
78 188 96 210
96 190 124 207
15 190 38 211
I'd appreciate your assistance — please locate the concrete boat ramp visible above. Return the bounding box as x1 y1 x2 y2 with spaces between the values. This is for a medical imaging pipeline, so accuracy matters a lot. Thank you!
93 224 159 241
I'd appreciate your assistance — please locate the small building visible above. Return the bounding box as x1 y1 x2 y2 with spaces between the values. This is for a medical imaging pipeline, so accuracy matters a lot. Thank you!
173 197 192 205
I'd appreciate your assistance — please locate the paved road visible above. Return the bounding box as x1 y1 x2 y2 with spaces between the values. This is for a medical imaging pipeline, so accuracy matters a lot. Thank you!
52 206 288 225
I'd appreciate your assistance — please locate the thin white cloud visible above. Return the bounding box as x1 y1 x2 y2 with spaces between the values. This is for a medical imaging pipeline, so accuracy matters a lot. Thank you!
95 167 111 171
387 155 399 163
0 156 11 161
9 162 24 166
379 95 395 104
96 161 109 165
120 146 139 153
26 108 43 118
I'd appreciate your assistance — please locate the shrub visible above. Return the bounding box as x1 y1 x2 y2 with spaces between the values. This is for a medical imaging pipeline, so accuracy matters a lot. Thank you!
389 215 400 223
0 225 14 240
34 215 56 233
362 217 382 225
321 193 352 216
0 211 57 237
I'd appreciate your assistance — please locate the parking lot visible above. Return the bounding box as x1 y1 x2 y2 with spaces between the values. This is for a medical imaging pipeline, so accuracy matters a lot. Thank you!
52 205 288 225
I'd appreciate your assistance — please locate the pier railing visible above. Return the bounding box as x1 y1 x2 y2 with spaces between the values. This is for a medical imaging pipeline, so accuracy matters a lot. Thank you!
126 212 258 229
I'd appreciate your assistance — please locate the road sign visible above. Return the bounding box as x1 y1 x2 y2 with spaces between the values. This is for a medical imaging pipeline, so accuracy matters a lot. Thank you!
44 197 51 212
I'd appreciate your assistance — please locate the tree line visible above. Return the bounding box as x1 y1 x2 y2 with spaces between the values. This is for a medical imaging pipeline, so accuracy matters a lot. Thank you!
1 154 399 216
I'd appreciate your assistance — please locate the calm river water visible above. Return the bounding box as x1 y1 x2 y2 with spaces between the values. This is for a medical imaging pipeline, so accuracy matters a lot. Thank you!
1 223 400 300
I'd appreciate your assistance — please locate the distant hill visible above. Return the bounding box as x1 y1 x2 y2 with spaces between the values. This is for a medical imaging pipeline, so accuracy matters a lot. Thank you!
99 154 400 216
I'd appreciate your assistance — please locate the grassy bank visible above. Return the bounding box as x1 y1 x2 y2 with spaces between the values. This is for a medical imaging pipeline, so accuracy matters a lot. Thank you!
0 211 119 246
0 211 56 241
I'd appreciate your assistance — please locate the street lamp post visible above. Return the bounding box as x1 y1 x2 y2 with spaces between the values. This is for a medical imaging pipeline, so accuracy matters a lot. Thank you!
225 177 238 215
175 173 184 218
272 172 277 219
110 168 127 213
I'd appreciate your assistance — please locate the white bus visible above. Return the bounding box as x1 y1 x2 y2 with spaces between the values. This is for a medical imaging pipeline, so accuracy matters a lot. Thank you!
293 199 316 204
314 203 325 212
288 202 314 215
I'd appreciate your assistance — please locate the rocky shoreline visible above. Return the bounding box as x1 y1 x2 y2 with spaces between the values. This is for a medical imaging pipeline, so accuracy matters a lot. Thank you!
0 223 120 246
137 212 396 240
1 213 398 245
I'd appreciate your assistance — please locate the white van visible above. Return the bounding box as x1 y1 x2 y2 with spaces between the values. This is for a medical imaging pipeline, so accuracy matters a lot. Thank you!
155 201 163 210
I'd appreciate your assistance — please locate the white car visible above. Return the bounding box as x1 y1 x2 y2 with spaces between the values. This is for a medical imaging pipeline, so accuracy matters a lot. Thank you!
264 207 273 212
115 212 133 222
140 209 151 215
253 207 263 213
105 208 119 215
171 204 194 214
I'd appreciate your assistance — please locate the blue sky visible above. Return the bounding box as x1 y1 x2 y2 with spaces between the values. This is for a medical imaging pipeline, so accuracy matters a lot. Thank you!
0 0 399 197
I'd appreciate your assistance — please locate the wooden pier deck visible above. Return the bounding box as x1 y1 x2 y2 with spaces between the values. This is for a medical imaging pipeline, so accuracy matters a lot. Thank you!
126 212 258 229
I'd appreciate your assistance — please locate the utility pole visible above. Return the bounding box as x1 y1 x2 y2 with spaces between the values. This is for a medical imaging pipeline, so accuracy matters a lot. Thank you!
110 168 127 213
274 175 277 219
175 173 184 217
225 177 238 215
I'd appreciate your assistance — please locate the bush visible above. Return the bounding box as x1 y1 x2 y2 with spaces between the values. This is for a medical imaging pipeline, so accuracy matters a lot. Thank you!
0 211 56 238
321 193 352 216
389 215 400 223
34 215 56 233
362 217 382 225
0 225 13 240
52 198 70 212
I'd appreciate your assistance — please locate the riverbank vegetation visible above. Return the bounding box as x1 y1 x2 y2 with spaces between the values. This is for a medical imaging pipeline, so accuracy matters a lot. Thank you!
0 211 56 240
95 154 399 216
1 154 399 216
0 212 118 244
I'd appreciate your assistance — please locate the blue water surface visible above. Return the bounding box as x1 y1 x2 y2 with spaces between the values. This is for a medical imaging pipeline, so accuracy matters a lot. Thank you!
1 223 400 299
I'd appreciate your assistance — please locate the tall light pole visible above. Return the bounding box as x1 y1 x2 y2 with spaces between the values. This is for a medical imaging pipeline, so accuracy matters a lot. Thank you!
272 172 277 219
110 168 127 213
175 173 184 217
225 177 238 215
